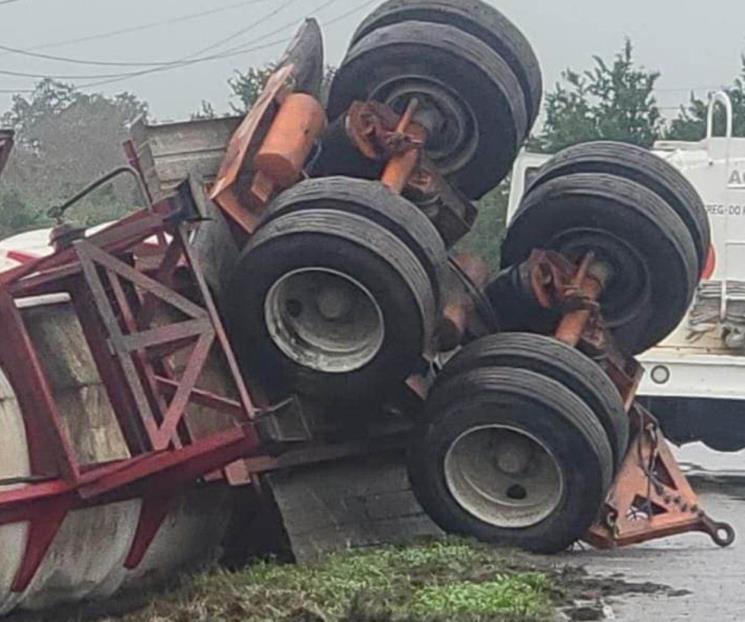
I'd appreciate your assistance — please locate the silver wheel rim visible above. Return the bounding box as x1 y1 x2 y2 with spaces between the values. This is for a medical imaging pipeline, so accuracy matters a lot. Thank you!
444 425 565 528
265 268 385 373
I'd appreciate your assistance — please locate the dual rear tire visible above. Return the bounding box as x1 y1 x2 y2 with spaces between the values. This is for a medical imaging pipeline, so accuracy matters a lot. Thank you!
324 0 542 199
408 333 627 553
225 177 447 400
495 141 710 355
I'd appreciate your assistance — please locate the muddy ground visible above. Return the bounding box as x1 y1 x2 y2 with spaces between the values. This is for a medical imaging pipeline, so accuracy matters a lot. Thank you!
560 443 745 621
7 444 742 622
8 543 676 622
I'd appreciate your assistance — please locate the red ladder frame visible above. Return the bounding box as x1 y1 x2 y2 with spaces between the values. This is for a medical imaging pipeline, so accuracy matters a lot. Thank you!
0 204 262 592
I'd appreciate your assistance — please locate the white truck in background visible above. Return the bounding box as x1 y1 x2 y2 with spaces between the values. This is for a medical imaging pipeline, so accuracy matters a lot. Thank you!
508 92 745 451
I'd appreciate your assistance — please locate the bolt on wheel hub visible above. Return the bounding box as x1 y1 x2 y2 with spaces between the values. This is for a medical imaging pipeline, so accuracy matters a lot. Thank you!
265 268 385 373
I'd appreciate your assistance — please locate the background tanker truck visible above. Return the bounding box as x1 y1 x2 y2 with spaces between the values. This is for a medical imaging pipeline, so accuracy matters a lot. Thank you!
504 92 745 452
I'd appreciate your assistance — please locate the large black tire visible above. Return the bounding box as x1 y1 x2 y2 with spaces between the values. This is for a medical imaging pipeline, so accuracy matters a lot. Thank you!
526 141 710 274
350 0 542 128
225 208 437 399
502 173 699 355
408 367 613 554
327 21 528 199
438 333 629 470
259 177 447 306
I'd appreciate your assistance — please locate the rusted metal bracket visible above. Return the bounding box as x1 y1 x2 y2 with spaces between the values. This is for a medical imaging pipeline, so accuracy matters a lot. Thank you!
346 100 427 165
586 406 735 549
210 65 327 234
342 100 477 246
518 250 644 408
520 250 601 323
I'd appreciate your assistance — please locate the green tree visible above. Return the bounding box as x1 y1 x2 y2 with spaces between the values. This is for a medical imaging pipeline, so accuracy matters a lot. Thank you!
0 188 43 238
531 40 662 152
229 65 275 112
667 57 745 140
229 64 337 112
1 79 148 232
3 79 77 148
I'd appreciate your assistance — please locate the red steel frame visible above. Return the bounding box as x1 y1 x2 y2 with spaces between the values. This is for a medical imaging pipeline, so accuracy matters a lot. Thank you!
0 202 263 592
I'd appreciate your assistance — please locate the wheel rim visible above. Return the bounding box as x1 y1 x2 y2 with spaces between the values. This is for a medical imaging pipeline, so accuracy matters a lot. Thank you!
550 228 652 329
444 425 565 528
369 75 479 175
265 268 385 373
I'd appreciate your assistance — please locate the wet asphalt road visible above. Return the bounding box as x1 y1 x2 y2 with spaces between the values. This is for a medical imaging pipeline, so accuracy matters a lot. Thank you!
562 444 745 621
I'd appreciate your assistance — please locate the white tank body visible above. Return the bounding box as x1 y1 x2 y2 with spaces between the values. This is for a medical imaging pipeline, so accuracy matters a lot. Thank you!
0 300 237 616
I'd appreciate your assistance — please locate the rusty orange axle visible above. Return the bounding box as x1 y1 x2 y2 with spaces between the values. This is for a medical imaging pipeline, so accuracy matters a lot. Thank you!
521 250 734 549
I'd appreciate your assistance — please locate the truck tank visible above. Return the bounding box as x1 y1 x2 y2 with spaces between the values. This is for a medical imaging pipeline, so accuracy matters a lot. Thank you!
0 297 237 615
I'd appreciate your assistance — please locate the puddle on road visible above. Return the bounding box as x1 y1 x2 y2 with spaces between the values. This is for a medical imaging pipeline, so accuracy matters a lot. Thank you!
552 565 688 621
557 445 744 620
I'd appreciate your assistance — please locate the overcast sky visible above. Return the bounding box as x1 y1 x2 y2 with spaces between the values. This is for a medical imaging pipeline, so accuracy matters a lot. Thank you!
0 0 743 122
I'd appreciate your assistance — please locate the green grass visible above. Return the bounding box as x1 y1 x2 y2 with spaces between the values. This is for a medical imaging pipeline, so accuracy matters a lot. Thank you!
108 540 555 622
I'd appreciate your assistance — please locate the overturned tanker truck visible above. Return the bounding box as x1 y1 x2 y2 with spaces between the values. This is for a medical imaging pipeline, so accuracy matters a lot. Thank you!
0 0 735 616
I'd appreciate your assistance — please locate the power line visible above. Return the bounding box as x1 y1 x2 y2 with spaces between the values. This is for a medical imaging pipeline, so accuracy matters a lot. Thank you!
76 38 290 90
75 0 347 90
0 0 370 80
0 2 277 67
0 39 290 92
0 0 380 96
184 0 302 60
0 0 304 81
0 33 290 92
0 0 361 74
0 0 272 56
